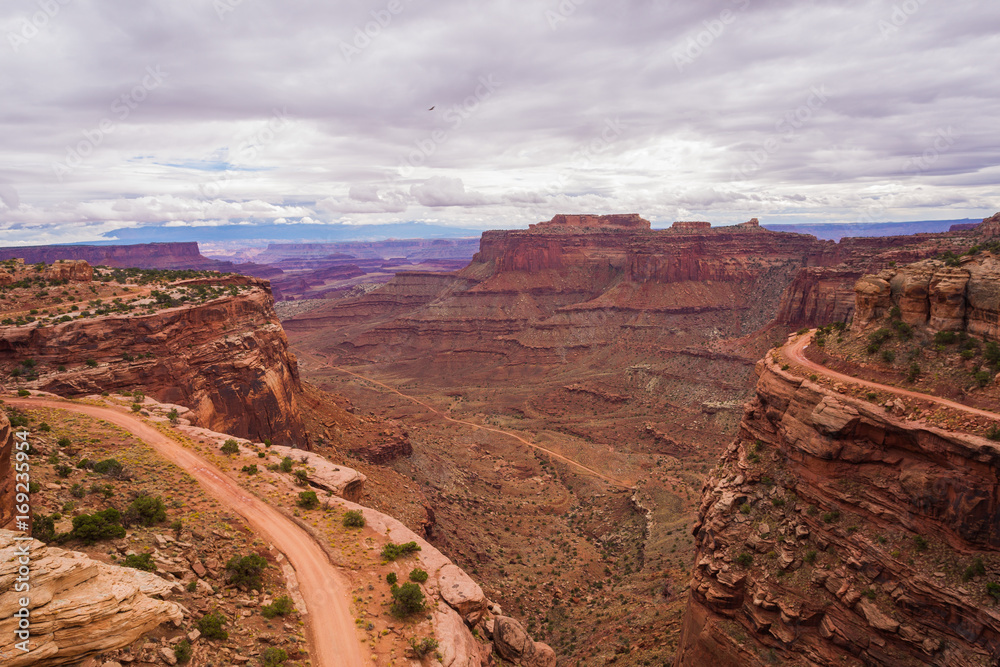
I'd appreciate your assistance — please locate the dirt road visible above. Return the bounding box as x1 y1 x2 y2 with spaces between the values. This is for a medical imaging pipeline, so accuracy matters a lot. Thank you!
7 397 364 667
324 361 634 489
784 332 1000 421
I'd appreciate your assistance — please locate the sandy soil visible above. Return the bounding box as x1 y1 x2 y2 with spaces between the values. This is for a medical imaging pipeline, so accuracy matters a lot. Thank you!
7 397 364 667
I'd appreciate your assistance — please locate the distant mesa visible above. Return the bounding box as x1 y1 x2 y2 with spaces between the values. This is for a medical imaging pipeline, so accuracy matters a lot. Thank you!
671 221 711 231
530 213 651 230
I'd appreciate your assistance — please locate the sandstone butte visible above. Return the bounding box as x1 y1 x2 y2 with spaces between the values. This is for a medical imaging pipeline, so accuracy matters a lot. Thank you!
673 247 1000 666
0 273 308 448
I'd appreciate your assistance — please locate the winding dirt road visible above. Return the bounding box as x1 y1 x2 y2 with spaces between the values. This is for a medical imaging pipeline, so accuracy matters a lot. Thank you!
7 397 364 667
785 332 1000 421
324 361 634 489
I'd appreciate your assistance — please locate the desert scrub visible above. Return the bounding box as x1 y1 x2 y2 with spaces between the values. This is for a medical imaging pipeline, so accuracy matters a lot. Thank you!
382 541 421 561
409 568 429 583
196 611 228 640
225 554 268 590
735 552 753 567
261 595 295 618
123 552 156 572
342 510 365 528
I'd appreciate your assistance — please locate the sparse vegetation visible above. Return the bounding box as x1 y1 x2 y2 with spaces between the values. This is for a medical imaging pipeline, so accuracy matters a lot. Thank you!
390 582 426 617
220 439 240 455
197 611 229 640
409 568 429 583
261 595 295 618
123 552 156 572
342 510 365 528
225 554 268 590
382 541 421 561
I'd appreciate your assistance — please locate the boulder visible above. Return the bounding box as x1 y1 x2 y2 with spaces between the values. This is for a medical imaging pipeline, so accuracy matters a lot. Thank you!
493 616 554 666
0 530 183 667
437 563 487 626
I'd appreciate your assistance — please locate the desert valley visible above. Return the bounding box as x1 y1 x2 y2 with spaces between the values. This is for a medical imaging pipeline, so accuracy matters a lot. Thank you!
2 212 1000 666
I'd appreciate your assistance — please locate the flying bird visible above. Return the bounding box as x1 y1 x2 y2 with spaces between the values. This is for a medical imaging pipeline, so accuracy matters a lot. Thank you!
428 106 435 111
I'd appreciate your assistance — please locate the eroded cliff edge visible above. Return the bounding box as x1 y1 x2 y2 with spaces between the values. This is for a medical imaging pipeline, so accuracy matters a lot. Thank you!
0 275 308 447
675 351 1000 666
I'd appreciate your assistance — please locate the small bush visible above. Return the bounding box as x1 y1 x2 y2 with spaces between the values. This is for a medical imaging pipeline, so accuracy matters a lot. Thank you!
16 389 29 397
297 491 319 509
738 503 751 514
293 469 310 486
881 349 896 364
987 425 1000 441
803 550 817 564
85 358 98 367
279 456 293 473
167 408 179 424
934 331 957 345
342 510 365 528
38 422 51 432
821 510 841 524
914 535 929 552
963 557 986 582
125 494 166 527
241 464 259 475
390 582 426 617
866 392 878 401
409 568 429 583
71 508 126 544
735 552 753 567
261 595 295 618
987 582 1000 602
225 554 268 590
93 458 124 477
123 552 156 572
889 306 901 320
174 639 192 664
55 464 73 478
891 320 913 340
197 611 228 640
382 541 421 561
70 483 85 498
907 362 922 382
32 513 57 542
220 439 240 455
409 637 440 657
57 436 72 447
261 647 288 667
386 572 398 585
974 370 993 388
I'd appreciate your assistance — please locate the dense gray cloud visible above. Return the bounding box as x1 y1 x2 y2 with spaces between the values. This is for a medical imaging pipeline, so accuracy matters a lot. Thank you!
0 0 998 242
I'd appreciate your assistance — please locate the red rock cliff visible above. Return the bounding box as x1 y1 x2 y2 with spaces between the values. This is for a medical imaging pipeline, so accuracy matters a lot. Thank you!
674 353 1000 666
0 279 308 447
0 412 12 528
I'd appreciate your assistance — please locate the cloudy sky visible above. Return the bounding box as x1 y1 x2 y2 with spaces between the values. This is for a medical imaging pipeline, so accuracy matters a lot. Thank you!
1 0 999 244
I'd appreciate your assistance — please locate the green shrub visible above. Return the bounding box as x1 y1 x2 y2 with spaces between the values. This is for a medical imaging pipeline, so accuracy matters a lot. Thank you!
735 552 753 567
738 503 751 514
220 439 240 455
390 582 426 617
197 611 228 640
85 358 98 367
93 458 124 476
187 581 198 592
889 306 901 320
342 510 365 528
987 582 1000 602
297 491 319 509
261 595 295 618
16 389 29 397
32 513 57 542
241 464 259 475
55 463 73 478
57 436 72 447
260 647 288 667
409 568 429 583
985 342 1000 367
987 425 1000 441
907 362 921 382
167 408 179 424
963 557 986 582
868 328 893 348
123 552 156 572
225 554 268 590
70 483 85 498
130 403 141 413
881 349 896 363
821 510 841 523
408 637 440 657
914 535 929 552
803 550 817 564
866 392 878 401
38 422 51 432
382 541 421 561
71 508 126 544
387 572 398 585
280 456 293 473
974 370 993 388
125 494 166 526
891 320 913 340
173 639 192 664
934 331 957 345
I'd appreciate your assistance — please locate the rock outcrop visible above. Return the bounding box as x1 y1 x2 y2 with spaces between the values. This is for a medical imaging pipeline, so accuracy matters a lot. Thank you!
0 278 309 447
493 616 557 667
0 411 12 529
42 260 93 283
529 213 651 230
674 352 1000 666
0 242 235 271
0 530 183 666
852 255 1000 340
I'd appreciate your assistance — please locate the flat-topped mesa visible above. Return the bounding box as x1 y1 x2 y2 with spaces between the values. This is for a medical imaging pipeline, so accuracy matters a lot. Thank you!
671 221 712 231
529 213 651 230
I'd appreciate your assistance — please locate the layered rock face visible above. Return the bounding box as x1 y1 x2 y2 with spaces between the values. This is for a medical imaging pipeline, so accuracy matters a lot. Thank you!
0 412 12 529
674 354 1000 666
1 279 308 447
528 213 650 230
0 530 183 666
853 255 1000 340
0 242 234 271
42 260 93 282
